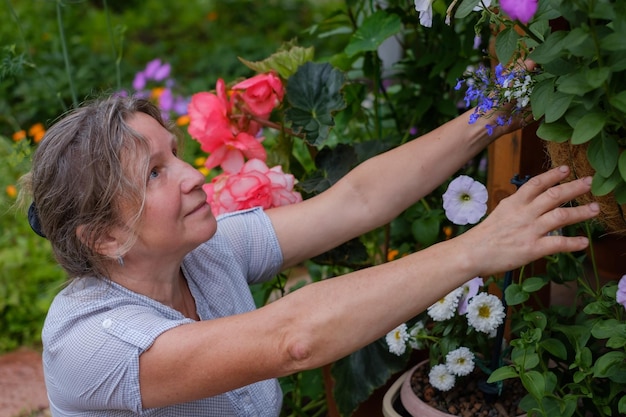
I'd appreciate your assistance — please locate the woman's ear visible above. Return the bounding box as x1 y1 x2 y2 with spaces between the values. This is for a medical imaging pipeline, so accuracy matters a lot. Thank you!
76 224 126 259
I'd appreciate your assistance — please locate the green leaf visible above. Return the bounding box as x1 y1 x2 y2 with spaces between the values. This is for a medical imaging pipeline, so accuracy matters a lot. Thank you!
530 78 554 119
505 283 529 306
557 72 594 96
238 43 315 79
544 92 574 123
536 121 572 143
593 351 626 378
495 27 520 64
609 90 626 113
592 169 621 196
528 31 567 64
620 152 626 182
521 371 546 399
619 395 626 415
331 338 408 417
344 11 402 57
587 134 619 177
540 338 567 360
585 67 611 88
285 62 346 146
522 277 549 292
571 111 606 144
411 214 441 248
487 365 519 383
453 0 480 18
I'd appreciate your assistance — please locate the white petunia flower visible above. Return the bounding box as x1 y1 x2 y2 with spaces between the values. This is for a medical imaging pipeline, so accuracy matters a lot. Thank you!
466 292 506 334
385 323 409 356
445 347 475 376
414 0 434 27
429 363 456 391
442 175 488 225
427 287 463 321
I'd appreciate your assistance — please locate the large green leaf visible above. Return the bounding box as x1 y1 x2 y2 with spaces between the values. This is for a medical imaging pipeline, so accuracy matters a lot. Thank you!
536 120 572 143
285 62 346 146
571 111 606 144
544 91 574 123
238 44 315 79
331 338 409 417
344 11 402 57
528 31 567 64
587 134 618 177
592 169 621 196
495 27 520 64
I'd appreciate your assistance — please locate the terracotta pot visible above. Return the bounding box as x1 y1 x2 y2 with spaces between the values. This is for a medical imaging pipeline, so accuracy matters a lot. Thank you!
382 360 526 417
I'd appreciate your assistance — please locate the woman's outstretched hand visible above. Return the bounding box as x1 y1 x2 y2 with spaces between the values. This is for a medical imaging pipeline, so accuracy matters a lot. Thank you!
459 165 599 278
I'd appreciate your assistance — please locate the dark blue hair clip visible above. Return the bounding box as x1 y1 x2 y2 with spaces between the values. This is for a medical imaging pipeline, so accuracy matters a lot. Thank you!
28 202 46 238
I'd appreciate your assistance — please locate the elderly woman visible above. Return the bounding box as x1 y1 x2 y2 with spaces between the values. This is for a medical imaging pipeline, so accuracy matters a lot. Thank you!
23 96 597 416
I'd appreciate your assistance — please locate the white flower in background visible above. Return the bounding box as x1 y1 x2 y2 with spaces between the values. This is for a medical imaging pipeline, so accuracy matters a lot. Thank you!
385 323 409 356
427 287 463 321
457 277 483 315
414 0 434 27
442 175 488 225
466 292 506 334
473 0 492 11
408 321 426 350
445 347 475 376
429 363 456 391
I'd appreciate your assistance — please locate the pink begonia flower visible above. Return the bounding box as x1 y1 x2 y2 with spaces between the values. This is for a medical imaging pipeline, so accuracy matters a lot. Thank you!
499 0 538 24
203 159 302 216
442 175 488 225
617 275 626 309
457 277 483 315
188 91 266 173
232 72 284 118
414 0 434 28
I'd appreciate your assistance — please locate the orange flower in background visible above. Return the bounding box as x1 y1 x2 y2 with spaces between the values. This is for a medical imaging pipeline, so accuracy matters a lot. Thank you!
387 249 399 262
5 185 17 199
206 11 218 21
12 130 26 142
176 115 190 126
28 123 45 143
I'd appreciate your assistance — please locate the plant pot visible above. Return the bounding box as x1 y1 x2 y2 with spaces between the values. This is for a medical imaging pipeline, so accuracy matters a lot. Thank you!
546 141 626 236
383 360 526 417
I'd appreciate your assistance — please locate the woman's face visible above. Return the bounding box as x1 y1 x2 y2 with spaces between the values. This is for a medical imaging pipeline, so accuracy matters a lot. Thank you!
125 112 216 262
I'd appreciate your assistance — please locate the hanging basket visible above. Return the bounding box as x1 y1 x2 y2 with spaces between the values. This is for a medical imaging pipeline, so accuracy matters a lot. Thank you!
545 141 626 236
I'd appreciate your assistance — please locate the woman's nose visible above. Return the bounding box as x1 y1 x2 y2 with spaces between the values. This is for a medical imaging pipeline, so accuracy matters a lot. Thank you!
180 161 206 193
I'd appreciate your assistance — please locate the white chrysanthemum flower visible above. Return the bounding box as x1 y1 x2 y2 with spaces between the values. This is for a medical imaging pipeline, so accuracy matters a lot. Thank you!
445 347 475 376
427 287 463 321
429 364 456 391
385 323 409 356
408 321 426 350
466 292 506 334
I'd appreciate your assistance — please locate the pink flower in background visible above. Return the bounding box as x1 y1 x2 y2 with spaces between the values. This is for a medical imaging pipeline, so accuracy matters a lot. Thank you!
457 277 483 315
232 72 284 117
617 275 626 309
188 91 266 173
499 0 538 24
203 159 302 216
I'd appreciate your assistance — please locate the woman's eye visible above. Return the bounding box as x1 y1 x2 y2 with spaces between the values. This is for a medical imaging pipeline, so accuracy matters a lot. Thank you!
149 168 159 180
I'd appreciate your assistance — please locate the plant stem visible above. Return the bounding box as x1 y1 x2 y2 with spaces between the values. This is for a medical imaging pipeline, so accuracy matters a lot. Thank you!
56 0 78 107
103 0 123 91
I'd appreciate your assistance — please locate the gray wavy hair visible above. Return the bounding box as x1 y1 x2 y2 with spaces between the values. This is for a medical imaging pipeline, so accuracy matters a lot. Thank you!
20 96 180 279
